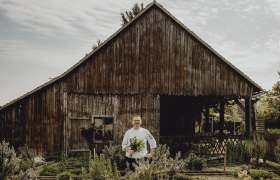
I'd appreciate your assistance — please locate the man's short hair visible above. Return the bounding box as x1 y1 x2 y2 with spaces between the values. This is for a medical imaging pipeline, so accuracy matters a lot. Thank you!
132 115 141 120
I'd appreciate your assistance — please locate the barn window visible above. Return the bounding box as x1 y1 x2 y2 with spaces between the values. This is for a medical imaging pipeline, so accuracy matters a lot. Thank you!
92 116 114 142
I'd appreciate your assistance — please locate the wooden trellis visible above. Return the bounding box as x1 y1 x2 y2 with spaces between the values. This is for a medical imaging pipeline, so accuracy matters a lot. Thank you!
160 134 248 155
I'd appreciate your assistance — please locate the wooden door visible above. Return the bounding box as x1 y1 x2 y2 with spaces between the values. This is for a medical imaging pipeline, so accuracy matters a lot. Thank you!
69 117 91 150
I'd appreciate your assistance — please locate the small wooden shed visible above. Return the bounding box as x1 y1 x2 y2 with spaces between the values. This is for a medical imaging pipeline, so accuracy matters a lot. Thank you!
0 2 262 156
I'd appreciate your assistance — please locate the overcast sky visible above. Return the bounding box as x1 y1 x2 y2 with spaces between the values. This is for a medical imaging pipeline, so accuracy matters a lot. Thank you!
0 0 279 106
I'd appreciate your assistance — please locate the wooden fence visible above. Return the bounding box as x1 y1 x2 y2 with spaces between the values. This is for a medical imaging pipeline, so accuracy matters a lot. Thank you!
160 134 247 156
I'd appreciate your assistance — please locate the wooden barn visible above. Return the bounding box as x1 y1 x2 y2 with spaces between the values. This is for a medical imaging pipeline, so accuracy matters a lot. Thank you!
0 2 263 156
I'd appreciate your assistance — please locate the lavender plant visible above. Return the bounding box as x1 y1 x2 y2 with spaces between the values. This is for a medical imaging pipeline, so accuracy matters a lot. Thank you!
125 144 186 179
89 154 120 180
0 140 20 180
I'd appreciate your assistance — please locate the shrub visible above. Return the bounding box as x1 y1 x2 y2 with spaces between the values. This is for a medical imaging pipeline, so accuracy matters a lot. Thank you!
0 140 20 180
40 164 62 176
125 144 186 179
68 168 83 175
267 128 280 134
57 171 75 180
250 169 279 179
226 141 250 163
246 134 267 168
234 165 252 180
237 170 251 179
89 154 120 180
60 157 88 168
17 144 35 171
18 168 36 180
102 144 126 169
186 152 207 171
232 171 238 178
266 160 280 170
274 139 280 162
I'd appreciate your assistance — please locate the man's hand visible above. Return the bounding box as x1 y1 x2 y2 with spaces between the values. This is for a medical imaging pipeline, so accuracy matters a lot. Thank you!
146 153 153 159
124 147 134 156
146 148 155 159
127 149 134 156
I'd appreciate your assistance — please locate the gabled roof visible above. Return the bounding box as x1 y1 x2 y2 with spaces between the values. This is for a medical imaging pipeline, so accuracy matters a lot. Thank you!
0 1 263 110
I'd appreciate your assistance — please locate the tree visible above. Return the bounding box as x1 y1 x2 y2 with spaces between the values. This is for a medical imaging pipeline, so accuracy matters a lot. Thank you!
91 3 144 51
92 39 102 50
257 72 280 126
121 3 144 26
225 101 241 121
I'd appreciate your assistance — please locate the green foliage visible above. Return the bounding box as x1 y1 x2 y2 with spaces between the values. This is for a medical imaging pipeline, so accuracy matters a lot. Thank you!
81 167 88 180
121 3 144 26
18 168 36 180
226 142 250 163
17 144 35 171
60 157 88 168
246 135 267 167
57 171 75 180
40 164 62 176
225 101 242 122
274 139 280 163
266 160 280 170
186 152 207 171
234 165 252 180
68 168 83 175
0 139 20 180
129 136 145 152
257 72 280 123
89 154 120 180
232 171 238 177
267 128 280 134
237 170 251 179
102 144 126 169
40 157 88 177
125 144 186 179
249 169 279 179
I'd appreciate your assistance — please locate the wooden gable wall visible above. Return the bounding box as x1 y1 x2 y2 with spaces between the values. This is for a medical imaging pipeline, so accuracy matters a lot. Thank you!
64 6 255 97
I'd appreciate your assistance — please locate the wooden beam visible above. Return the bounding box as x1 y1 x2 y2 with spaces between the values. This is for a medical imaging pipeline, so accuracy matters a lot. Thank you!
245 96 252 136
219 100 225 134
205 105 210 132
234 99 245 112
252 105 256 131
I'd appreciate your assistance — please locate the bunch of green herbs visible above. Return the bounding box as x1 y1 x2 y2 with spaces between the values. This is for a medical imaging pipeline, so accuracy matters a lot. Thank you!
129 137 145 152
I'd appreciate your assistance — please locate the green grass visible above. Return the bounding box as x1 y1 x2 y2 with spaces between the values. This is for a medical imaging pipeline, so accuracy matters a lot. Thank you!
267 128 280 134
266 160 280 169
250 169 279 179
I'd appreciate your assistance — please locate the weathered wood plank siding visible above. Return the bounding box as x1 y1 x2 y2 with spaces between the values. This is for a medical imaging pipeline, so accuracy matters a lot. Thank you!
0 84 65 156
66 93 160 143
64 8 254 97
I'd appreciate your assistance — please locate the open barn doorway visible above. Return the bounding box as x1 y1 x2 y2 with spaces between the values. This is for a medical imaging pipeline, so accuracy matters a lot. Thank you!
160 95 202 136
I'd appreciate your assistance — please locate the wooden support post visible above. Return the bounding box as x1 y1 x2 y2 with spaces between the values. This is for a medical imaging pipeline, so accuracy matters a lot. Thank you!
235 99 245 112
89 150 92 173
219 100 225 134
245 96 252 136
224 146 227 172
252 104 256 131
205 105 210 132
